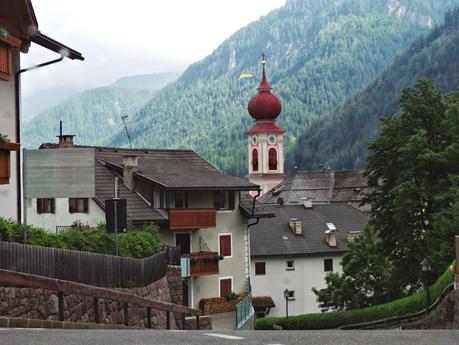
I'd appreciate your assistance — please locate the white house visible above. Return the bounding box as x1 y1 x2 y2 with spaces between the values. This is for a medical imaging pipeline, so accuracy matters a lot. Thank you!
0 0 82 222
26 139 273 311
250 201 369 317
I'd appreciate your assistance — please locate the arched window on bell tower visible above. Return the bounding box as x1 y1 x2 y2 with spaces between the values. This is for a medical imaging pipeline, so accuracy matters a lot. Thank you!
252 148 259 172
268 148 277 171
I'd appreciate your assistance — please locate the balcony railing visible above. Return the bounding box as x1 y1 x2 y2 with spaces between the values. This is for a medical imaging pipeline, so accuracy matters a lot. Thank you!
168 208 216 230
181 252 220 277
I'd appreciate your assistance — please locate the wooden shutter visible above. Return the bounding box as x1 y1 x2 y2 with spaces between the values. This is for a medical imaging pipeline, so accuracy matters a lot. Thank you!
69 198 75 213
220 278 232 297
255 262 266 275
268 148 277 170
37 199 43 214
219 235 231 257
0 44 11 81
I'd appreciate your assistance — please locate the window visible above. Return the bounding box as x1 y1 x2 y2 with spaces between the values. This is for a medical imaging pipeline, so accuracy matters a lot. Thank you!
219 277 232 298
268 148 277 170
37 198 55 214
219 234 232 257
252 149 258 171
288 290 295 300
214 191 235 211
286 260 295 271
324 258 333 272
255 262 266 275
174 191 188 208
159 191 166 208
69 198 89 213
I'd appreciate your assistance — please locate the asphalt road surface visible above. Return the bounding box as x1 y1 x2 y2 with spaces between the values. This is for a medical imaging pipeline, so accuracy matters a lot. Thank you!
0 329 458 345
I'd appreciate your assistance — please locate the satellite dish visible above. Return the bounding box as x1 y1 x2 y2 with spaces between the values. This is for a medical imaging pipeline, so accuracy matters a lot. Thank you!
277 197 284 207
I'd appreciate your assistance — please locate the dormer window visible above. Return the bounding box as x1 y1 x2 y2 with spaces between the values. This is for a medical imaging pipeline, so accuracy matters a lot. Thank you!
268 148 277 170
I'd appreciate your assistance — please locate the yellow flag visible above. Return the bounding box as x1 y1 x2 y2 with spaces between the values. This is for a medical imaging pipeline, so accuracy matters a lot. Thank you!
238 71 254 80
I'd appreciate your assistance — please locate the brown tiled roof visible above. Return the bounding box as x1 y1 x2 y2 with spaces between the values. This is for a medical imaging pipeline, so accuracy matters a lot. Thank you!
95 160 167 223
239 192 275 219
250 204 369 256
252 296 275 308
259 170 370 212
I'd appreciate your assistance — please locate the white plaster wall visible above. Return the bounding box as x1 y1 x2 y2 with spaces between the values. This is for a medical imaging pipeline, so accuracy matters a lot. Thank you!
0 49 19 221
159 192 249 309
250 255 343 317
26 198 105 232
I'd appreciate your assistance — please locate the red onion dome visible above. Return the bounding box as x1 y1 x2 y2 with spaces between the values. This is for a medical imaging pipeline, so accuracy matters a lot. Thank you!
247 63 282 121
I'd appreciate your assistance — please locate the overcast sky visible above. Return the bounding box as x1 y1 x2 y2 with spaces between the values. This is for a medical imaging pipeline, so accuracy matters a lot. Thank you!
21 0 285 97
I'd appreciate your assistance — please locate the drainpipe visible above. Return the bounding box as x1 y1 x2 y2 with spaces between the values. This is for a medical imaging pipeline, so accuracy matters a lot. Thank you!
246 188 261 293
15 55 65 222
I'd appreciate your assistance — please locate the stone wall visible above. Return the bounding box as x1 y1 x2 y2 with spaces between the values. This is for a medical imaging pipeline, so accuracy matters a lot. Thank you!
0 267 189 330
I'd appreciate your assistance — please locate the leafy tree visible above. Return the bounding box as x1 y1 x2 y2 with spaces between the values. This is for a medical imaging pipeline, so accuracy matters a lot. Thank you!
314 81 459 310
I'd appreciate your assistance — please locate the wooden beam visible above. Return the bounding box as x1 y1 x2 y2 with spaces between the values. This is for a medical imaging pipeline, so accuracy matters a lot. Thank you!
0 269 202 316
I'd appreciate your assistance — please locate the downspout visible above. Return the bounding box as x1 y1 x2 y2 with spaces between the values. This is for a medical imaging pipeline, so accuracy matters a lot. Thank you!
246 188 261 293
15 55 65 222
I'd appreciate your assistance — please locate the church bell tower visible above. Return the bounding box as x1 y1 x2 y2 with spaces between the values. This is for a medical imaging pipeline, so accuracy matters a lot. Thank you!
247 57 284 195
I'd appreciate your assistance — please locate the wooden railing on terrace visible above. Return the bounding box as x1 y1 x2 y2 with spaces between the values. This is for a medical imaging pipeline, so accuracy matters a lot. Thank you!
182 252 220 277
0 269 201 330
168 208 216 230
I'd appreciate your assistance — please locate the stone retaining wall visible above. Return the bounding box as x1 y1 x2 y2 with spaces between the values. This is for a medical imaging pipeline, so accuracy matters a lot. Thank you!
0 266 193 330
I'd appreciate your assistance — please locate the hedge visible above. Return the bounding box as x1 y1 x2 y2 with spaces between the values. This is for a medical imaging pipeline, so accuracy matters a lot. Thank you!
256 265 455 330
0 217 161 258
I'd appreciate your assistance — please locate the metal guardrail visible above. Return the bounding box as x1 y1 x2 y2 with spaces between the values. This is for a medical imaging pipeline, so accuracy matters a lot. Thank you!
339 283 455 330
236 294 254 329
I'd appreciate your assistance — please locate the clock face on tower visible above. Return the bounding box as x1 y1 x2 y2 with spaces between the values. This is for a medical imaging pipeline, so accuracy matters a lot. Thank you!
267 133 277 145
251 135 258 146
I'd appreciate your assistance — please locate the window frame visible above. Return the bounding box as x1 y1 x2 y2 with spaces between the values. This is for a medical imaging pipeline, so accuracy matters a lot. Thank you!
324 258 334 272
252 148 259 172
36 198 55 214
255 261 266 275
288 290 296 301
268 147 278 171
218 233 232 258
214 191 235 211
69 198 89 214
219 276 233 298
286 260 295 271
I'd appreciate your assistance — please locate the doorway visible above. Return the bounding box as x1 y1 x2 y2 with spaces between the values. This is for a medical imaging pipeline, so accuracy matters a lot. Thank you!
175 232 191 255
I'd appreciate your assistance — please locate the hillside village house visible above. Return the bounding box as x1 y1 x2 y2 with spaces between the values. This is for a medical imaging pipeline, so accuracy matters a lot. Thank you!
0 0 83 221
244 59 370 316
26 138 273 309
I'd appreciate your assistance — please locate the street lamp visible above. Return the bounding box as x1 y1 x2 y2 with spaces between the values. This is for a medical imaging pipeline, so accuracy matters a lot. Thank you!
283 288 290 318
420 258 431 314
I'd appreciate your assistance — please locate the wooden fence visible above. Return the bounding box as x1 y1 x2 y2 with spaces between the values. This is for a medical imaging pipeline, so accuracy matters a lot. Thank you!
0 241 175 288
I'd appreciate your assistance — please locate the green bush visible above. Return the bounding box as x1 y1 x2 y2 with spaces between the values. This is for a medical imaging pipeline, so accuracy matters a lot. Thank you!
0 217 161 258
256 265 454 330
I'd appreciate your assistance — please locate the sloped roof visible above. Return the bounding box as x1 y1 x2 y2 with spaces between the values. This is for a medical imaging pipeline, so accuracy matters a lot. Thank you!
239 192 275 219
94 160 167 223
259 170 370 212
250 204 369 257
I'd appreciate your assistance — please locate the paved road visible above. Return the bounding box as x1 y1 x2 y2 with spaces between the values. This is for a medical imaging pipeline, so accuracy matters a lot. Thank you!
0 329 458 345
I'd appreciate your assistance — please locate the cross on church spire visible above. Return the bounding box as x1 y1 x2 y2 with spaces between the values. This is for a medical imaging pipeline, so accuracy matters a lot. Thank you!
261 52 267 64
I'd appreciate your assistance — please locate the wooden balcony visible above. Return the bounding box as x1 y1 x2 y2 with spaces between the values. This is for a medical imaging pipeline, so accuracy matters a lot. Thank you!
182 252 220 277
168 208 216 230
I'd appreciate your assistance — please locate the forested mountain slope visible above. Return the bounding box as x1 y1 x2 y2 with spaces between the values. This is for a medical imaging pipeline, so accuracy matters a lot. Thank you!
287 7 459 171
22 87 151 148
22 72 179 149
108 0 459 177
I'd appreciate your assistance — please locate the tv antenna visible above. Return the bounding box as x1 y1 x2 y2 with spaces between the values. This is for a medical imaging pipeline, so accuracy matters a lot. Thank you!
121 113 133 149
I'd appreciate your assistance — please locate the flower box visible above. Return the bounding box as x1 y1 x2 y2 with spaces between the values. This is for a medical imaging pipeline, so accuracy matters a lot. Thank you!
199 293 246 315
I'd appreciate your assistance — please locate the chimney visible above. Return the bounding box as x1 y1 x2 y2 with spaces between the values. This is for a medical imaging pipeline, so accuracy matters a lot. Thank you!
57 121 75 148
300 197 313 209
289 218 302 235
123 155 138 189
